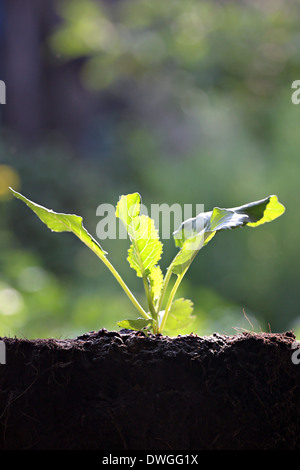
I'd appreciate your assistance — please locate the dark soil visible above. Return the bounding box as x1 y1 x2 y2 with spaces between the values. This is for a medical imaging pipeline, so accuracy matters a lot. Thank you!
0 329 299 450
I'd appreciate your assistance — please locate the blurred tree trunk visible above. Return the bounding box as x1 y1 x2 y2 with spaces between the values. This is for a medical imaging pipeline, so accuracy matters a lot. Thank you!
1 0 98 151
3 0 43 144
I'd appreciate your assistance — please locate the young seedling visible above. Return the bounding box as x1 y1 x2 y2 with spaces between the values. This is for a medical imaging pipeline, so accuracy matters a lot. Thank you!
9 188 285 336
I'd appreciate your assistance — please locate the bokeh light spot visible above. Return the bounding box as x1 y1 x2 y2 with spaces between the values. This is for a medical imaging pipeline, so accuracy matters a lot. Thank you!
18 266 49 293
0 283 24 316
0 165 20 199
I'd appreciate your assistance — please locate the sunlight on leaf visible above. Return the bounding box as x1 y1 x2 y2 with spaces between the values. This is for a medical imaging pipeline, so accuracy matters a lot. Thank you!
149 265 164 303
161 298 195 335
10 188 107 257
117 317 153 331
116 193 163 278
171 195 285 275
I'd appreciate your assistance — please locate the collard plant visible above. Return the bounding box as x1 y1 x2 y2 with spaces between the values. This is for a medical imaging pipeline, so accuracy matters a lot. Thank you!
10 188 285 335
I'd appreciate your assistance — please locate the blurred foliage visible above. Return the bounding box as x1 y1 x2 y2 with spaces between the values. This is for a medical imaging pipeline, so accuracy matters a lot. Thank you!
1 0 300 338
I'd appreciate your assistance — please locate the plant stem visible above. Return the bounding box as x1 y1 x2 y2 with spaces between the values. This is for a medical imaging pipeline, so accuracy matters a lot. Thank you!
159 266 189 333
158 247 201 333
105 258 151 319
142 274 157 320
86 241 150 320
156 264 173 315
130 238 157 325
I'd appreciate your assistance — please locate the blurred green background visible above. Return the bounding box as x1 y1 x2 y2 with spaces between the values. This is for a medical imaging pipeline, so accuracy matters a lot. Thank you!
0 0 299 339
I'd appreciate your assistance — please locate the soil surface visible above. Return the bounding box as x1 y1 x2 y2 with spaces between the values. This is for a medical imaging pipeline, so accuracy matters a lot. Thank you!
0 329 299 450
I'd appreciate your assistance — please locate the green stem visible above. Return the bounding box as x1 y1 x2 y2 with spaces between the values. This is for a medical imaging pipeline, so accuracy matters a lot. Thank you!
130 237 157 320
159 266 189 333
85 241 150 321
142 274 157 321
156 264 173 315
158 247 200 334
105 258 151 320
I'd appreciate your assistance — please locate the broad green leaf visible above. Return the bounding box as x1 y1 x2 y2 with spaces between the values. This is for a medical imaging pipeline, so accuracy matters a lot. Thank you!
149 265 164 303
11 188 151 322
127 215 163 277
117 318 153 331
174 195 285 247
173 212 212 249
116 193 163 278
171 232 216 274
240 195 286 227
9 188 107 257
171 195 285 275
161 298 195 335
115 193 140 238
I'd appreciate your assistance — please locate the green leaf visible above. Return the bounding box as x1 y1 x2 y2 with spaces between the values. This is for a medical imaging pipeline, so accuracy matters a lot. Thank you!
117 318 153 332
116 193 163 278
171 195 285 274
239 195 286 227
174 195 285 246
9 188 107 256
127 215 163 277
149 265 164 303
161 298 195 335
10 188 151 322
170 232 215 275
115 193 141 238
